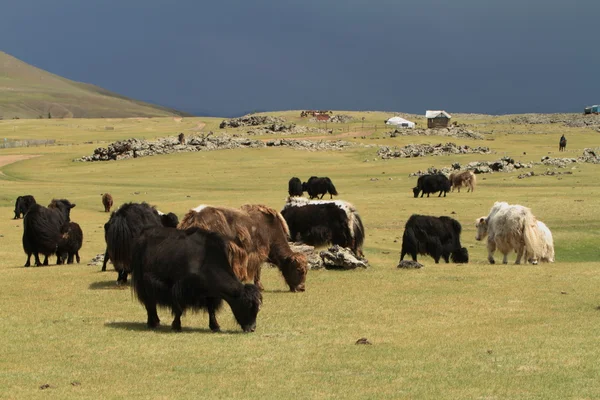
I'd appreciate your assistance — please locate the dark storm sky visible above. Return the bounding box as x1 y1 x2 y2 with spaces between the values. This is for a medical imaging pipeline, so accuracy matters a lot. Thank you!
1 0 598 116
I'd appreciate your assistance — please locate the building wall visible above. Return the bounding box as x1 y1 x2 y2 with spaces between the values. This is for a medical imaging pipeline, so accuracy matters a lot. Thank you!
427 117 450 128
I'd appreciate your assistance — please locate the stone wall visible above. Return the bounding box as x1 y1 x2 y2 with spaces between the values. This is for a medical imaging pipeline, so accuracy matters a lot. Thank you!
377 142 492 159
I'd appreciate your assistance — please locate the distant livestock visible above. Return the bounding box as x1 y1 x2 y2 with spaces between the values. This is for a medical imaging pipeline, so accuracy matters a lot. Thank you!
400 214 469 264
102 202 179 284
132 226 262 332
13 195 36 219
288 177 303 197
449 170 476 193
413 174 451 198
559 135 567 152
302 176 338 199
56 222 83 264
178 132 186 145
101 193 113 213
281 197 365 257
178 204 307 292
475 201 549 264
22 199 76 267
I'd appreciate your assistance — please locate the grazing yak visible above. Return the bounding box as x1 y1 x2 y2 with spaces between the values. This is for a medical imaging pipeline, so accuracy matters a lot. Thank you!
132 226 262 332
281 197 365 257
101 193 114 213
559 134 567 152
413 174 452 198
449 170 476 193
56 222 83 264
400 214 469 264
178 204 307 292
102 202 179 284
302 176 338 199
475 201 548 264
288 177 303 197
525 220 555 263
13 195 37 219
22 199 76 267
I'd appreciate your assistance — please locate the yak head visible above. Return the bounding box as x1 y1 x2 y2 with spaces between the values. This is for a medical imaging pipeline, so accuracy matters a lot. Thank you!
231 284 262 333
451 247 469 263
48 199 76 221
412 187 421 198
281 253 308 292
160 212 180 228
475 217 488 241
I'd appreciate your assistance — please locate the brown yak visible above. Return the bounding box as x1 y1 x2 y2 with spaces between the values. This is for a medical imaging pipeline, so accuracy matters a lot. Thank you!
449 170 476 193
102 193 114 212
178 204 307 292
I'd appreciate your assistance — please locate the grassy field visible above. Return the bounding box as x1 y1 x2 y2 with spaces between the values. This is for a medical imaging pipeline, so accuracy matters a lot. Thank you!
1 114 599 399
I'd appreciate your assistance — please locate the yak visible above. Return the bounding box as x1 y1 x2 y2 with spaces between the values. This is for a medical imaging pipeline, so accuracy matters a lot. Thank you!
13 195 37 219
400 214 469 264
302 176 338 199
102 202 179 284
288 177 303 197
281 197 365 257
449 170 476 193
56 222 83 264
178 204 307 292
132 226 262 332
413 174 451 198
102 193 114 213
22 199 76 267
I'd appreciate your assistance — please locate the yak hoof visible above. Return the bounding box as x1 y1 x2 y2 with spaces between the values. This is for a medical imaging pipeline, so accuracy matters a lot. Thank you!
488 258 495 264
210 326 221 333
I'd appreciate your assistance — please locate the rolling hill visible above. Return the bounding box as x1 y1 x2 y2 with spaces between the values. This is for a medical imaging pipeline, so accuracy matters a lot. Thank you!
0 51 191 119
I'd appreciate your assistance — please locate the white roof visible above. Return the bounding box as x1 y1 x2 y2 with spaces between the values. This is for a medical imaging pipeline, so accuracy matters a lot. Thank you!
425 110 451 119
385 116 415 127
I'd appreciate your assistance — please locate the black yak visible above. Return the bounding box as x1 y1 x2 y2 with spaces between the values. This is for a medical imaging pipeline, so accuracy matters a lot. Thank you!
56 222 83 264
302 176 338 199
288 177 303 197
22 199 76 267
101 193 113 213
102 202 179 284
412 174 451 198
178 204 307 292
132 226 262 332
400 214 468 263
13 195 36 219
559 135 567 151
281 197 365 257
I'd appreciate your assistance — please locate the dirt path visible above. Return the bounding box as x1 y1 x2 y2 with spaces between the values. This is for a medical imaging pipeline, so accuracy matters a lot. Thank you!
0 154 40 175
189 122 206 132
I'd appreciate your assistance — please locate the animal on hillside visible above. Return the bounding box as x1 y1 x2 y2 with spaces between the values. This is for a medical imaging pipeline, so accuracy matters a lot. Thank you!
13 195 37 219
56 222 83 264
132 226 262 332
178 132 185 144
177 204 307 292
22 199 76 267
413 174 451 198
400 214 469 264
102 202 179 284
475 201 546 264
449 170 476 193
559 135 567 151
101 193 113 213
302 176 338 199
288 177 303 197
281 197 365 257
525 220 555 263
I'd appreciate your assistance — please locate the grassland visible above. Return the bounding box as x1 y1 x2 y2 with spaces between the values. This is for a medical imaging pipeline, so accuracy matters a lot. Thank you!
0 113 599 399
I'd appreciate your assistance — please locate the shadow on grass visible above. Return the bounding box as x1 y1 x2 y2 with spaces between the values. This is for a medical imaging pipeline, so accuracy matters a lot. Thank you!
104 321 245 334
88 280 130 290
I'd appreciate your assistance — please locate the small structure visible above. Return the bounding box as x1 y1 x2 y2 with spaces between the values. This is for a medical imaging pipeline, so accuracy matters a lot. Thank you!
426 110 451 128
385 116 415 129
584 105 599 115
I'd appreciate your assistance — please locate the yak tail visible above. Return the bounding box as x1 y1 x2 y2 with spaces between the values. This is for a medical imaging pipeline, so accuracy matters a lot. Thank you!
523 212 543 263
352 211 365 256
106 216 133 272
450 218 462 236
326 178 338 196
469 171 477 191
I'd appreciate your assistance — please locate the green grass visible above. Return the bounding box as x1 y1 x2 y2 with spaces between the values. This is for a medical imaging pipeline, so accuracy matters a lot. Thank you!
1 114 600 399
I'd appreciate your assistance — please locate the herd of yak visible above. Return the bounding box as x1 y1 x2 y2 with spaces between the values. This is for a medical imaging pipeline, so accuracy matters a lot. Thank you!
11 171 554 333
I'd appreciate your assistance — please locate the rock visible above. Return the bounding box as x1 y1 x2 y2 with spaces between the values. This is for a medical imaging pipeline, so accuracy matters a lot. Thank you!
397 260 424 269
319 245 369 269
379 142 491 160
355 337 372 345
219 115 286 129
88 253 107 267
289 243 324 270
384 126 486 140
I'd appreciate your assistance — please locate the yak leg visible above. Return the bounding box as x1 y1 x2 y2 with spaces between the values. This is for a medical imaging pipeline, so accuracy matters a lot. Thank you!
145 301 160 329
24 253 32 267
253 266 264 292
75 252 80 264
319 193 325 199
207 298 221 332
487 239 496 264
171 306 183 332
33 253 43 266
101 249 109 271
42 255 49 266
67 253 74 264
117 270 128 285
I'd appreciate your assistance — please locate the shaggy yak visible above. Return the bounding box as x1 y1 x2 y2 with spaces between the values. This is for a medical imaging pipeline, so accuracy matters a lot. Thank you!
449 170 476 193
132 226 262 332
102 202 179 284
288 177 303 197
101 193 114 213
280 197 365 257
559 135 567 152
178 204 307 292
13 195 37 219
302 176 338 199
475 201 548 264
178 132 186 145
400 214 469 263
413 174 452 198
22 199 76 267
56 222 83 264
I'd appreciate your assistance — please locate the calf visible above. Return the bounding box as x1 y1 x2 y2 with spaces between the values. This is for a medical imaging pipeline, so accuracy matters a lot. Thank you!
449 170 476 193
413 174 451 198
101 193 113 213
13 195 37 219
56 222 83 264
400 214 469 263
302 176 338 199
132 226 262 332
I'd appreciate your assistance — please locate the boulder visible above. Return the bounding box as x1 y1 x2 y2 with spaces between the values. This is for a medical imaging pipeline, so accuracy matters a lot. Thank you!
319 245 369 269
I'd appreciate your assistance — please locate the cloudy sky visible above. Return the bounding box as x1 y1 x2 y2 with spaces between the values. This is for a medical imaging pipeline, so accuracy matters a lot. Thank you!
1 0 598 116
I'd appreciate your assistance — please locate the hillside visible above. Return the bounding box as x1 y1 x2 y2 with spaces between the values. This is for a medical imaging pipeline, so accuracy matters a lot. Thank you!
0 51 190 119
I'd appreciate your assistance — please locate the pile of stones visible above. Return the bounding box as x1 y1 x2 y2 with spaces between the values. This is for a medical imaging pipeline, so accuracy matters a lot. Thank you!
309 114 354 123
409 157 534 177
264 139 355 151
285 244 369 270
246 124 330 135
506 113 600 128
377 142 492 159
219 115 285 128
388 126 485 140
518 170 574 179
